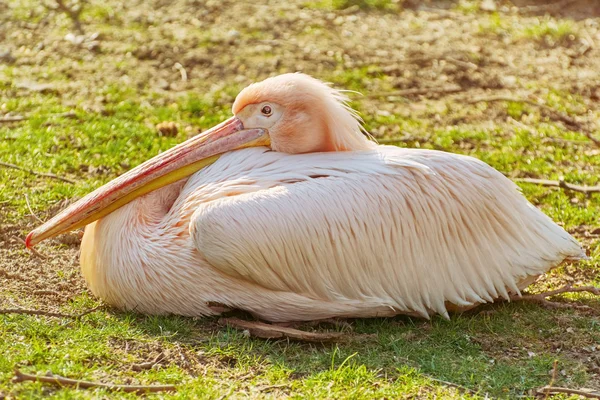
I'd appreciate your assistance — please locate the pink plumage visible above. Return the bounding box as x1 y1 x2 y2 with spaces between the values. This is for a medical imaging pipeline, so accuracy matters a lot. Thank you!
32 73 585 321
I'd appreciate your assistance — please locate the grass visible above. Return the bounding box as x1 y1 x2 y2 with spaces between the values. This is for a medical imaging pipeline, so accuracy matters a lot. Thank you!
521 18 578 42
1 0 599 398
454 0 481 15
479 13 579 43
305 0 401 11
1 301 596 398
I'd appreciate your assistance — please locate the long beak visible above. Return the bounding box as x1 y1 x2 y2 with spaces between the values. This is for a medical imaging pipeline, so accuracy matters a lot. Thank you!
26 117 269 248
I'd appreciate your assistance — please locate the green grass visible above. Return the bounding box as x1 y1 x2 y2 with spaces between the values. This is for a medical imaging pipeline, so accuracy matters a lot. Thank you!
2 72 599 400
453 0 481 15
521 18 578 42
305 0 401 11
1 0 599 398
1 300 597 398
478 13 579 43
2 79 598 398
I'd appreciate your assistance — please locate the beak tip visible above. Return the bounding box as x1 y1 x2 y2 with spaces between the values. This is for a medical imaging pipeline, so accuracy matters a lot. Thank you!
25 231 34 249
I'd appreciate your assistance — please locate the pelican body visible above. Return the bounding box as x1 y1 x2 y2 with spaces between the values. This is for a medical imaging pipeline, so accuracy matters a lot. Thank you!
27 74 585 321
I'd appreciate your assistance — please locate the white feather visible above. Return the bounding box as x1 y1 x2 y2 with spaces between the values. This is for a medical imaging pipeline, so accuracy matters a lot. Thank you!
81 146 584 321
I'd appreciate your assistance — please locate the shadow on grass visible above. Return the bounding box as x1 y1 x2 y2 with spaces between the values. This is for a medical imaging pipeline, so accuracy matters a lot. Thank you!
116 299 599 398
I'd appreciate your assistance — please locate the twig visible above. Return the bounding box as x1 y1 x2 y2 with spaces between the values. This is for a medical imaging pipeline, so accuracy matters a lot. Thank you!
468 95 535 110
174 63 188 81
50 0 85 34
25 194 44 224
514 178 600 195
511 0 579 14
0 161 75 183
544 360 558 400
419 7 467 19
0 305 103 319
219 318 344 342
131 353 165 372
0 268 19 279
582 131 600 147
11 236 49 259
41 112 78 127
541 137 590 146
1 112 76 124
581 28 596 50
466 95 599 146
508 116 537 133
33 290 62 296
13 370 176 394
506 117 590 148
277 318 354 331
368 86 463 99
425 375 478 395
538 386 600 399
54 111 78 119
377 135 431 145
444 57 478 70
257 384 290 393
509 285 600 310
0 115 26 123
206 301 233 313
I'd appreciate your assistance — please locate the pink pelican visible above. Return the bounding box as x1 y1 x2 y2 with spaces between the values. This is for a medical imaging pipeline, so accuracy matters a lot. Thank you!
26 73 585 321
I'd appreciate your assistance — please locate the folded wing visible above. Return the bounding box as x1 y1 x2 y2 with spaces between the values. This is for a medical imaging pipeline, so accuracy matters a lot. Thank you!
190 146 584 318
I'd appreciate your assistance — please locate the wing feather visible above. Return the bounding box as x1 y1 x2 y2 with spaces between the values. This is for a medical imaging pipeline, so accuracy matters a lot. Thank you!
188 146 584 317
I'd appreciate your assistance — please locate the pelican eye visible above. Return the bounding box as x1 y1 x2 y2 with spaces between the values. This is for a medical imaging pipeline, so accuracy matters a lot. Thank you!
261 105 272 116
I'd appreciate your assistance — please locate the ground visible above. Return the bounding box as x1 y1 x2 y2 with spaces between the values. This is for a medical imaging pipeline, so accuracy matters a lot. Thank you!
1 0 599 398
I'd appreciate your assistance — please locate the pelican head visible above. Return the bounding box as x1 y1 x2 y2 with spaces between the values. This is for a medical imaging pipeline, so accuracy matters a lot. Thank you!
26 73 373 247
233 73 373 153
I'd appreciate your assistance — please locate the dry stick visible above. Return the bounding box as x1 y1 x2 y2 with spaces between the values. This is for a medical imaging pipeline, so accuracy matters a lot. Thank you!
0 305 103 319
509 285 600 310
538 386 600 399
206 301 233 313
25 194 44 224
277 318 354 332
174 63 188 81
465 95 572 122
11 236 49 259
0 161 75 183
13 370 176 394
514 178 600 195
219 318 344 342
505 116 583 149
257 384 290 393
0 268 18 279
1 112 76 124
466 95 600 146
544 360 558 400
425 376 478 395
377 135 431 145
131 353 165 372
52 0 85 34
510 0 579 13
444 57 478 70
582 28 596 50
582 131 600 148
32 290 62 296
541 136 590 146
368 86 463 99
0 115 26 123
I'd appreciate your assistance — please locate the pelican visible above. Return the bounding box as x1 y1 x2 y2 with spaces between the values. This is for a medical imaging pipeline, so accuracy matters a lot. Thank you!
26 73 585 321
